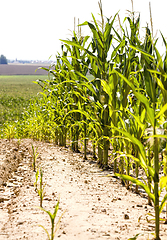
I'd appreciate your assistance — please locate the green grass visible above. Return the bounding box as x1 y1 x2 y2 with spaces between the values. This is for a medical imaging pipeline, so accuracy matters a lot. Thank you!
0 75 47 126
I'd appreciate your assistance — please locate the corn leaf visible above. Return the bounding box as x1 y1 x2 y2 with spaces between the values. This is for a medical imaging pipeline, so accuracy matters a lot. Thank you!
113 69 154 126
128 233 144 240
160 176 167 191
113 126 147 169
115 174 155 203
156 103 167 119
129 44 154 59
126 109 145 130
159 193 167 214
38 224 50 240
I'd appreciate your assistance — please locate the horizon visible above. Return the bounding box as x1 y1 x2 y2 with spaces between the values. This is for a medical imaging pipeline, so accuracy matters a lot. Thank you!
7 58 53 63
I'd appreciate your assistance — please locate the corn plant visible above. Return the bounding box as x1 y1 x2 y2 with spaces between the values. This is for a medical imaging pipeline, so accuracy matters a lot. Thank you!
37 49 74 148
99 6 167 237
61 0 118 169
36 168 45 208
162 145 167 223
37 198 66 240
111 55 167 240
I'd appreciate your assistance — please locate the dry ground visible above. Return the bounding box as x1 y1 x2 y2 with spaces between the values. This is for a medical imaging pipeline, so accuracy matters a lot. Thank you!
0 139 167 240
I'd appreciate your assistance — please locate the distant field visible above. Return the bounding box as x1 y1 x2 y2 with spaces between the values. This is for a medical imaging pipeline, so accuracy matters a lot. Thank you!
0 63 50 75
0 75 48 125
0 75 47 98
0 74 94 98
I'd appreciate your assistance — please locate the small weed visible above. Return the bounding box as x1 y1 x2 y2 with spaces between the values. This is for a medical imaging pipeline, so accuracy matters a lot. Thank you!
34 168 39 192
17 139 21 149
31 144 39 172
3 123 16 141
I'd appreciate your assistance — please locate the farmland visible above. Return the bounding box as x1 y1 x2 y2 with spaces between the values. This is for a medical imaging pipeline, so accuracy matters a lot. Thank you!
0 75 44 97
0 63 49 75
0 75 46 127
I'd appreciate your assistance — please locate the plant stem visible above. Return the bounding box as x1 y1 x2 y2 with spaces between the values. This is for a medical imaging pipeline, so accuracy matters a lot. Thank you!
148 144 152 206
103 93 109 168
154 113 160 240
51 218 54 240
98 141 103 166
126 141 130 189
83 103 87 160
40 168 43 208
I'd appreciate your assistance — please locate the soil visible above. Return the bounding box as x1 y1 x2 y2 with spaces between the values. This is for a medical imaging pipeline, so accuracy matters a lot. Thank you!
0 139 167 240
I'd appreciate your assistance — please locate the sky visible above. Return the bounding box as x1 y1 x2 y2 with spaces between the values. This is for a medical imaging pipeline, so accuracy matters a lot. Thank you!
0 0 166 61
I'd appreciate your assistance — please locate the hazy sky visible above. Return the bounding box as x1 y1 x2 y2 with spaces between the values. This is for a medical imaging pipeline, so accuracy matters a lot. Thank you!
0 0 166 61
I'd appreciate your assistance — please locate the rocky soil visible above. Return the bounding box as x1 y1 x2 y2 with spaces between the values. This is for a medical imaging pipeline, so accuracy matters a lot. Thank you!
0 139 167 240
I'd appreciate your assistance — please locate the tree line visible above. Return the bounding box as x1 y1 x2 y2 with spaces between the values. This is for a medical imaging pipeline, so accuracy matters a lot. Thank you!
0 54 8 64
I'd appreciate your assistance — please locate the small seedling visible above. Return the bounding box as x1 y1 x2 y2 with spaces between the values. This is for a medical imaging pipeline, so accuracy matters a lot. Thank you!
34 168 39 192
31 144 39 172
37 198 66 240
17 139 21 149
37 168 45 207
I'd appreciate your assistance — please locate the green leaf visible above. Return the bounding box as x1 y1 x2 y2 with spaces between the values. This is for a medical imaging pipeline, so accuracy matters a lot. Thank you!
82 36 90 48
64 109 92 121
101 79 112 101
159 193 167 214
155 103 167 119
126 109 145 130
128 233 144 240
122 154 140 163
113 69 154 126
78 21 89 27
54 209 67 234
129 44 154 59
36 206 53 221
148 70 167 91
160 31 167 48
53 200 59 218
160 176 167 190
148 166 155 178
80 82 96 95
82 15 104 51
38 224 50 240
60 39 103 72
134 92 154 126
144 134 167 140
143 67 154 101
113 127 147 169
111 40 125 59
104 12 118 49
115 174 155 203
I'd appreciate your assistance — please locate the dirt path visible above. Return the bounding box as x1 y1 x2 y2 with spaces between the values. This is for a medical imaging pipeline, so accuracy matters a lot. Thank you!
0 139 167 239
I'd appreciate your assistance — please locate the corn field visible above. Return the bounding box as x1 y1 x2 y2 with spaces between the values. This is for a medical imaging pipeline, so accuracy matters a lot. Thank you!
4 1 167 239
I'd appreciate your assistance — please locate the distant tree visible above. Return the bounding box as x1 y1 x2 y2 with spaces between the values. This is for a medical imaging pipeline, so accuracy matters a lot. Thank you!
0 55 8 64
